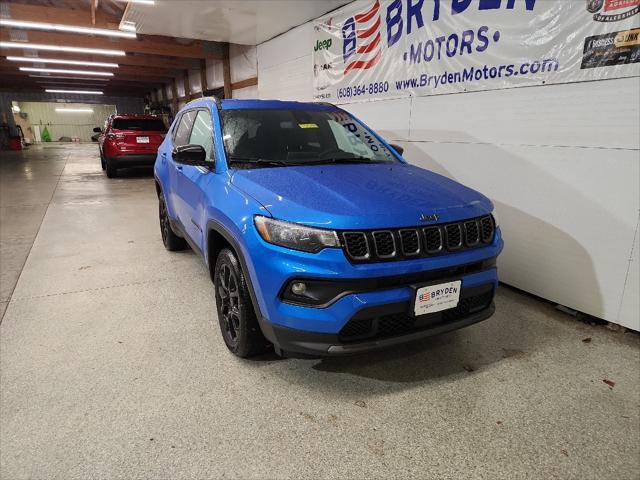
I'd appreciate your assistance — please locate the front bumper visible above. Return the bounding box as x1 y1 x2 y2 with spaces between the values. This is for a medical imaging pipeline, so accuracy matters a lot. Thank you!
243 227 503 357
270 302 495 357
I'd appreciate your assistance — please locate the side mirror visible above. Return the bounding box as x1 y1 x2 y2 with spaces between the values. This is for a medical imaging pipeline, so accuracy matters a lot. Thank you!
173 144 206 165
93 127 103 133
389 143 404 156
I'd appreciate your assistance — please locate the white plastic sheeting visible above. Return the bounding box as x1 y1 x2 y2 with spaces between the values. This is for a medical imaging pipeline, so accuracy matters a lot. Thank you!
230 44 258 83
206 58 225 90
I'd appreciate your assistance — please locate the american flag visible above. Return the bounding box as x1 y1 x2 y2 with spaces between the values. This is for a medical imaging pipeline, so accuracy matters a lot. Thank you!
342 0 382 75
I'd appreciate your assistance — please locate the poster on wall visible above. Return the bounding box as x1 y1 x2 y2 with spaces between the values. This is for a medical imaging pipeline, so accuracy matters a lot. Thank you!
312 0 640 103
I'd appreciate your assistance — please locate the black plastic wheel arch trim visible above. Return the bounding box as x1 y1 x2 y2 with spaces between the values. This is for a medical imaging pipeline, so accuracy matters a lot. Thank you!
155 182 276 343
205 218 279 346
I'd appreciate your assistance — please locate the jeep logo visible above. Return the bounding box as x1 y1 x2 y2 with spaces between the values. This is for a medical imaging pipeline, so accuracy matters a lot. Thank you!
314 38 332 52
420 213 440 222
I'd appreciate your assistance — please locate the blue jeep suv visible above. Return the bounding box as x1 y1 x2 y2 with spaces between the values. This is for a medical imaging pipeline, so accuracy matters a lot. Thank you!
154 98 503 358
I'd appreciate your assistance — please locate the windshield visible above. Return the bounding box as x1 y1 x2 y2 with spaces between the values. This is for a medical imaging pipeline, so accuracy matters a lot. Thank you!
220 108 398 167
112 118 166 131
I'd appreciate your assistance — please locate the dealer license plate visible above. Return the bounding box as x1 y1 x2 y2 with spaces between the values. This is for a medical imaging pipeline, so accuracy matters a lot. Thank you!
136 136 149 143
414 280 461 316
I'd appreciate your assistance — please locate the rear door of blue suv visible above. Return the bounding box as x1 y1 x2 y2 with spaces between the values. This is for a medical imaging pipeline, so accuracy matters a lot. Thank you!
155 98 503 358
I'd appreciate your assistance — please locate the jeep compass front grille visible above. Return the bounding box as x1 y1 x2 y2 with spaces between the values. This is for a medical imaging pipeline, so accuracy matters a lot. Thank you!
341 215 495 263
464 220 480 246
343 232 369 259
444 224 462 250
480 216 494 243
372 231 395 257
399 229 420 255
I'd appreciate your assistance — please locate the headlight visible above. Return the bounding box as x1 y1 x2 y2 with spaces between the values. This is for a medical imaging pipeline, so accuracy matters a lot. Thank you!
254 216 340 253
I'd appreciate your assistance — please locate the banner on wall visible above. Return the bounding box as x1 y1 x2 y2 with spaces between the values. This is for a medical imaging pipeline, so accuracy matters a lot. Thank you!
312 0 640 103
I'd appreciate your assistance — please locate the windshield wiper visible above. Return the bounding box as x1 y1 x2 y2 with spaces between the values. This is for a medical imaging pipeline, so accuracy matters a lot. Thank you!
228 156 289 167
228 155 382 167
302 157 379 165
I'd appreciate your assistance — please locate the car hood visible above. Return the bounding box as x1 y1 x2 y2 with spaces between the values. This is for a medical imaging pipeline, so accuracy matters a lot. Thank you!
231 163 493 229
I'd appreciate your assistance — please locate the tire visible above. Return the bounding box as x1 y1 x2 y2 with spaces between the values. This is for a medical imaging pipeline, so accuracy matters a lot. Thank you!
105 160 117 178
214 248 269 357
100 152 106 170
158 190 187 251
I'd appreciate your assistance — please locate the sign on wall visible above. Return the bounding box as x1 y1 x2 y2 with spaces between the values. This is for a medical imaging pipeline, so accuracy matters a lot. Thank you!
312 0 640 103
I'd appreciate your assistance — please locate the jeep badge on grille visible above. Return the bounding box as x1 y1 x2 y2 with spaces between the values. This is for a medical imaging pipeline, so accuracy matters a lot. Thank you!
420 213 440 222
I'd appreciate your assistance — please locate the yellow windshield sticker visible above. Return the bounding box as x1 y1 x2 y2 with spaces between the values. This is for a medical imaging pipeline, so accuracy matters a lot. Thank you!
298 123 318 129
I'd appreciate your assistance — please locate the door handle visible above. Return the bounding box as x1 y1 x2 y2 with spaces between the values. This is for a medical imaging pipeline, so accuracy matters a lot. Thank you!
177 165 183 172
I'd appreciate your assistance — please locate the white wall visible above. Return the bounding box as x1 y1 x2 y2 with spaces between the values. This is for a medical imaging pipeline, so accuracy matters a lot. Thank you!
257 23 314 101
18 102 116 142
202 45 258 99
230 44 257 84
233 85 259 99
257 21 640 330
230 44 258 99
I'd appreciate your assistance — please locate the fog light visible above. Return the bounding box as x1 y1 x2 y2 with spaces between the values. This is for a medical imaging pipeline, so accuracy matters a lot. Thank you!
291 282 307 296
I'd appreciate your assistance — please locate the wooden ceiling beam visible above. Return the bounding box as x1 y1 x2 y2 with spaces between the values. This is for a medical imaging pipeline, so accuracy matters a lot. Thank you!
0 50 201 69
91 0 97 26
222 44 231 99
32 81 165 90
114 65 182 77
0 59 181 77
2 3 122 30
0 27 223 59
31 76 163 85
1 77 154 90
0 84 151 97
0 68 174 83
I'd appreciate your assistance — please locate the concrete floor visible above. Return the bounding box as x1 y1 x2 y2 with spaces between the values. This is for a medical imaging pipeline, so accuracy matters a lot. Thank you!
0 143 638 480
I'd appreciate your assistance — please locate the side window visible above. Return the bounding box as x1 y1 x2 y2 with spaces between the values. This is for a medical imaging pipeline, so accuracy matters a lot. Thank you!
170 113 182 141
173 110 197 146
188 110 215 162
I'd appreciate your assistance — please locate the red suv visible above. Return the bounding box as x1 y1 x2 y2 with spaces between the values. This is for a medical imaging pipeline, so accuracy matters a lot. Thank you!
96 114 167 178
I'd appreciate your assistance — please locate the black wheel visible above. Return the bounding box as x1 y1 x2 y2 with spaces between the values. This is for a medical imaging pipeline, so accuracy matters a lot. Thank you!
100 151 106 170
158 190 186 251
105 160 117 178
214 248 269 357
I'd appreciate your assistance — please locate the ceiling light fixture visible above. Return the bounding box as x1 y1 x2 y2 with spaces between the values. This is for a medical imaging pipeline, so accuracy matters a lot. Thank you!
0 41 126 56
20 67 114 76
0 19 136 38
55 108 94 113
29 75 110 81
36 80 107 84
6 56 118 68
46 89 104 95
114 0 155 5
120 21 137 32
